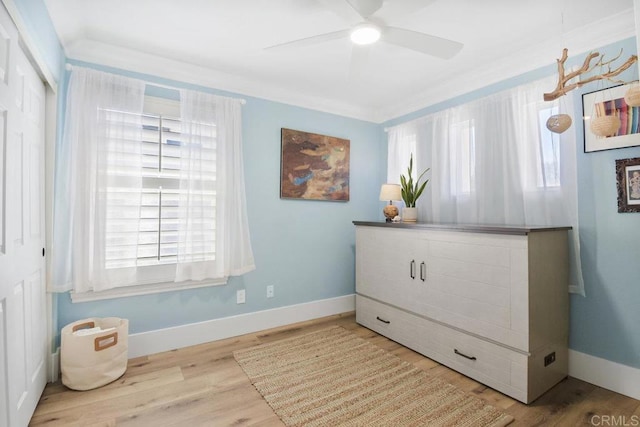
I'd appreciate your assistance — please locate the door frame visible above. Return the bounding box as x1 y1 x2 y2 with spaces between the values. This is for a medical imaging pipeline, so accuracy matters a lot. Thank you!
2 0 61 382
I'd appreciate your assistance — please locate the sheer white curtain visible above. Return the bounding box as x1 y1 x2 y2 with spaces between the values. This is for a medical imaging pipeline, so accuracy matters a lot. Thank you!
51 67 146 292
387 123 416 184
176 89 255 282
387 75 584 295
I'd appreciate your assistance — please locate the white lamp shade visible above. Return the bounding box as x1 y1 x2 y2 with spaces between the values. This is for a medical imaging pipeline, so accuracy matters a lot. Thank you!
379 184 402 201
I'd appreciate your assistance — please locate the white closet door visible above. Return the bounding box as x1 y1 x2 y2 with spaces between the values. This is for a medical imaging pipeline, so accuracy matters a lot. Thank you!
0 2 47 425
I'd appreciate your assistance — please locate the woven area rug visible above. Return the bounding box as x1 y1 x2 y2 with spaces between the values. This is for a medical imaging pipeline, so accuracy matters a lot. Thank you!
233 326 514 427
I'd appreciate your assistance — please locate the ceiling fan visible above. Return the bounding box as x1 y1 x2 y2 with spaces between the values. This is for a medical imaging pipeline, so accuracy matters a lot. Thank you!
264 0 463 60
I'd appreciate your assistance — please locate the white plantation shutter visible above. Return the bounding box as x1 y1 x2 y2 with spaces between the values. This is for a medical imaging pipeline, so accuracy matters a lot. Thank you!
140 114 186 267
52 66 254 295
174 113 218 266
102 110 143 270
105 111 219 271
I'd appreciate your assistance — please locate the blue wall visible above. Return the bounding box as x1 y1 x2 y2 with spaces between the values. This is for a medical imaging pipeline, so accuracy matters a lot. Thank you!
14 0 640 371
570 39 640 368
54 61 385 334
11 0 64 82
383 38 640 370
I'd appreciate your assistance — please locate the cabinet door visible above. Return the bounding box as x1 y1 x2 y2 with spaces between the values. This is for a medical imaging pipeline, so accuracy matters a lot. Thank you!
356 226 530 351
419 231 526 348
355 227 423 305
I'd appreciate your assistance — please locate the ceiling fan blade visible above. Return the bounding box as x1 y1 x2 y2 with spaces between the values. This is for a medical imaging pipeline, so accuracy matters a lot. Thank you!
383 26 463 59
348 44 372 81
316 0 365 24
375 0 437 24
347 0 383 18
264 29 350 51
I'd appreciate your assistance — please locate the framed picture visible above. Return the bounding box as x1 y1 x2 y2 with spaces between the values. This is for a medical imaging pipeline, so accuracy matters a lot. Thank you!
582 84 640 153
616 157 640 213
280 128 350 201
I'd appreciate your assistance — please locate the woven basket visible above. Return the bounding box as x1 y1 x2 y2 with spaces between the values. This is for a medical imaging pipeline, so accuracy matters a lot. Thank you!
546 114 572 134
624 85 640 107
590 115 620 137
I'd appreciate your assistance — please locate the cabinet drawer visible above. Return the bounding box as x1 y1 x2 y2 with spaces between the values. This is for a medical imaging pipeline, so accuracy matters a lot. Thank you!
356 295 529 402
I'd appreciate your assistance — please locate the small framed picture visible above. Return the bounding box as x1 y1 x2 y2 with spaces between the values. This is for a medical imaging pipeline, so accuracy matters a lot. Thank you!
616 157 640 213
582 84 640 153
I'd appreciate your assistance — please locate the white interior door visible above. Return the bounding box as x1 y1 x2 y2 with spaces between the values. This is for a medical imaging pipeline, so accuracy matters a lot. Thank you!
0 3 48 426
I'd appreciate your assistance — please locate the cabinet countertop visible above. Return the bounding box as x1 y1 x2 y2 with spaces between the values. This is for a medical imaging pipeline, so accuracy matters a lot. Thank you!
352 221 571 236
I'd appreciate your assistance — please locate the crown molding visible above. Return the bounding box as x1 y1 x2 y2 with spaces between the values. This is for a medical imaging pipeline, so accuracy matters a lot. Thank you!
64 8 635 125
65 39 377 123
377 8 636 123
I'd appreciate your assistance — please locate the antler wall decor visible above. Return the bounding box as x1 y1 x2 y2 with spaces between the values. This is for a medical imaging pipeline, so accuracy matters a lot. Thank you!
543 48 638 101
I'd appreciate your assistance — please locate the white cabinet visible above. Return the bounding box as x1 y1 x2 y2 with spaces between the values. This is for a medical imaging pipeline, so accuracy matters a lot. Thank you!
354 222 570 404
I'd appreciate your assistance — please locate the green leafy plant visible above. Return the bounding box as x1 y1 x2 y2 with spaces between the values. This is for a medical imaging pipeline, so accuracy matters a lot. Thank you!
400 154 430 207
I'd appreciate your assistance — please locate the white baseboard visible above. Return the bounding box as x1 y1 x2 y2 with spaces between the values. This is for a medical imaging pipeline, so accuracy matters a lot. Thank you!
48 347 60 382
127 294 355 358
569 350 640 400
51 296 640 402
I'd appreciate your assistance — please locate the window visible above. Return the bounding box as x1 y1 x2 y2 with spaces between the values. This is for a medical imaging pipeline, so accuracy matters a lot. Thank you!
53 67 255 298
102 96 217 285
450 119 475 194
386 128 416 185
385 74 583 295
536 106 561 188
137 112 185 267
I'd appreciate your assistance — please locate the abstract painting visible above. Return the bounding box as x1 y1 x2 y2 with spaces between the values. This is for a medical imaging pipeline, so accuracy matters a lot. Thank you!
280 128 350 201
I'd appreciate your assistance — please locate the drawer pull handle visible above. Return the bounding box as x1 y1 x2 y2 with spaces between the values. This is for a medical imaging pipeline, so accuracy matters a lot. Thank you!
454 349 477 361
420 261 426 282
376 316 391 324
410 260 416 279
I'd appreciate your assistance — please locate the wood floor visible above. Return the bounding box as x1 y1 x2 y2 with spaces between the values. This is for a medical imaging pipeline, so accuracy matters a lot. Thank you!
30 313 640 426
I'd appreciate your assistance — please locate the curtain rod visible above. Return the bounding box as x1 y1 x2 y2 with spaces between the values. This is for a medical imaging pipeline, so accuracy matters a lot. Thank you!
65 63 247 105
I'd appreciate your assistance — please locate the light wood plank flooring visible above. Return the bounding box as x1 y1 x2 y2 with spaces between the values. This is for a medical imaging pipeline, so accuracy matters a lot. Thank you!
30 313 640 426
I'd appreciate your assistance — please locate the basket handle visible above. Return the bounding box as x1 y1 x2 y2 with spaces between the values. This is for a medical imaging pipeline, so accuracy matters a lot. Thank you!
72 321 95 332
94 332 118 352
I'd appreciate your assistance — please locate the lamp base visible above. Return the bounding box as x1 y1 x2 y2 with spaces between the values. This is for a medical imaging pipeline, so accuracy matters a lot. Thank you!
383 205 399 222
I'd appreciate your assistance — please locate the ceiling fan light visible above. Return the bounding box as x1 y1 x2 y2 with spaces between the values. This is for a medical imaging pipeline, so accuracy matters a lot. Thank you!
350 24 381 45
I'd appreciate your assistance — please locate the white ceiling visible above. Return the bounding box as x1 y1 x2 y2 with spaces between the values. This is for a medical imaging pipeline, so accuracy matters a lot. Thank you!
44 0 636 123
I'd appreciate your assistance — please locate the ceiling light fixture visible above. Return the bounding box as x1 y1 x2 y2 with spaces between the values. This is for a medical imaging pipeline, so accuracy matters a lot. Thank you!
350 23 381 45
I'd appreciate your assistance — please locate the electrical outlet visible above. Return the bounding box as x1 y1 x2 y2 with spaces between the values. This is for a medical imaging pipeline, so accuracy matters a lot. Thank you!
236 289 246 304
267 285 274 298
544 352 556 367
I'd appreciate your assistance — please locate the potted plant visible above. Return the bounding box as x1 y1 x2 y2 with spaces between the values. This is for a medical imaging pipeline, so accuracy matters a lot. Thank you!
400 154 429 222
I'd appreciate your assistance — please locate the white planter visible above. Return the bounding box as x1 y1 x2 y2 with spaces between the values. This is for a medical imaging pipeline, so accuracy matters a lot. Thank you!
402 207 417 222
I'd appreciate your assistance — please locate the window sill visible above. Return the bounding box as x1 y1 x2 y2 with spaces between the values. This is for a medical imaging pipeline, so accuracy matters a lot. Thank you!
70 277 227 303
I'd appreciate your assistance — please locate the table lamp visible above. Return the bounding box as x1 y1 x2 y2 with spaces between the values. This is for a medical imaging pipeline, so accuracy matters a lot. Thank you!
379 184 402 222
